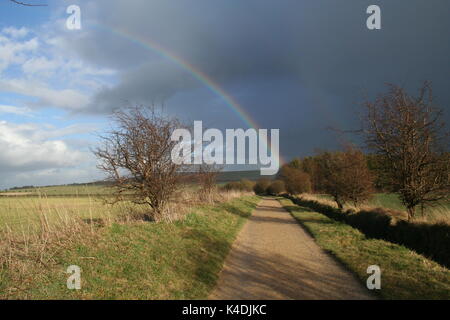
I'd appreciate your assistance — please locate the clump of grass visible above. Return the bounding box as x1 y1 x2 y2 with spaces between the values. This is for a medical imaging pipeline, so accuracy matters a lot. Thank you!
280 198 450 300
0 194 116 293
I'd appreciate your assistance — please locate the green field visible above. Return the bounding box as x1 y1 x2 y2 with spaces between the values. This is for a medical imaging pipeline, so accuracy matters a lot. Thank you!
370 194 450 211
314 193 450 222
0 184 111 197
0 184 202 234
0 196 123 233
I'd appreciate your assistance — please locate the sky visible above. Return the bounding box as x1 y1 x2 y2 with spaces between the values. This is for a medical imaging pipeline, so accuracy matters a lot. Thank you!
0 0 449 189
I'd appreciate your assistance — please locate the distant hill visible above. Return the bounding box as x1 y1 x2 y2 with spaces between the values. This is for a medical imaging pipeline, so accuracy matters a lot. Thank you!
2 170 272 192
217 170 273 183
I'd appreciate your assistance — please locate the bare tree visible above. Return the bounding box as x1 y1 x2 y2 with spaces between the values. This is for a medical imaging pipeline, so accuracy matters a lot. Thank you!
363 82 450 219
93 106 186 221
278 165 311 195
316 148 373 209
301 156 320 192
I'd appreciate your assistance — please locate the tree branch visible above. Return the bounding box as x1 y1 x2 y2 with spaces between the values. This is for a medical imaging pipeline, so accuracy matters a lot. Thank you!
9 0 47 7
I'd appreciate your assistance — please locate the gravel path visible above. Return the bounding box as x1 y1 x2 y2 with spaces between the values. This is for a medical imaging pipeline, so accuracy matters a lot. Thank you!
210 198 375 300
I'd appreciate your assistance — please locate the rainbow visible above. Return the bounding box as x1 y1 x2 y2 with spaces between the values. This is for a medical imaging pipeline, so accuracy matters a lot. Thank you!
93 23 285 166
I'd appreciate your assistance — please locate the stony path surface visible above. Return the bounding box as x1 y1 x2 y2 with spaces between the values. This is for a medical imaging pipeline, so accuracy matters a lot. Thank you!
210 198 375 300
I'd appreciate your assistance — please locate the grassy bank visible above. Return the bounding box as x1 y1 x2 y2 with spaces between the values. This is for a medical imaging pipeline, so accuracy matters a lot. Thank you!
0 196 259 299
313 193 450 224
279 198 450 299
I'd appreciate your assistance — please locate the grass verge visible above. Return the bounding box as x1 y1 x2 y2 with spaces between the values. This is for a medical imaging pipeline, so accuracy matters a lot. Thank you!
279 198 450 300
0 196 259 299
311 193 450 224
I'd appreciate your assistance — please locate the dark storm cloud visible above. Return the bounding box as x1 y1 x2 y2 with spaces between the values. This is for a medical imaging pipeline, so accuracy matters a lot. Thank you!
60 0 450 159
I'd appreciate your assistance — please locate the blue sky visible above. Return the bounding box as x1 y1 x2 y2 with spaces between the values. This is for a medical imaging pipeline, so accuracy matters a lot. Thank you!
0 1 49 28
0 0 449 189
0 0 115 188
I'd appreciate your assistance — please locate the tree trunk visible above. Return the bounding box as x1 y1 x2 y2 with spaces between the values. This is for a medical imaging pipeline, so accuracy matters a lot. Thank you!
406 205 415 221
334 196 344 210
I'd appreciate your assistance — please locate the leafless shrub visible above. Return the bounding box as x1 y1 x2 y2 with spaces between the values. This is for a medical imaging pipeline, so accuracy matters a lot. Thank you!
195 164 223 203
363 82 450 219
93 106 187 221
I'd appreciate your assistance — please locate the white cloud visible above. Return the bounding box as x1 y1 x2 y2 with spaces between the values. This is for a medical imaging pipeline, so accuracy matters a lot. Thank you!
2 27 29 39
0 78 90 110
0 26 117 111
21 56 59 75
0 119 103 188
0 105 34 116
0 22 118 188
29 123 99 140
0 36 38 71
0 120 90 173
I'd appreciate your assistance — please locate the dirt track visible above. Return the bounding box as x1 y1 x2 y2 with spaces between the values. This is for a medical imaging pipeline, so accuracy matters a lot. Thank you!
210 198 374 300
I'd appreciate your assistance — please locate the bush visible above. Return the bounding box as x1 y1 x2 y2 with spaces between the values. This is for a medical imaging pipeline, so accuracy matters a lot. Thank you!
253 178 272 195
346 209 393 239
315 148 373 208
267 180 285 196
279 166 311 195
222 181 244 192
240 179 256 192
221 179 256 192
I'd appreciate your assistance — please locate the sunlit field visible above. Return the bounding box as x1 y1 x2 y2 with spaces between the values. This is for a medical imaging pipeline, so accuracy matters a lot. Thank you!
370 193 450 211
0 184 206 234
0 196 119 232
0 185 116 233
0 185 111 197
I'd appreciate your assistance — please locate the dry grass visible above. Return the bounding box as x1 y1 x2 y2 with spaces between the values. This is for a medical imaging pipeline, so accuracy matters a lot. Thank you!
1 196 115 288
0 187 251 289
